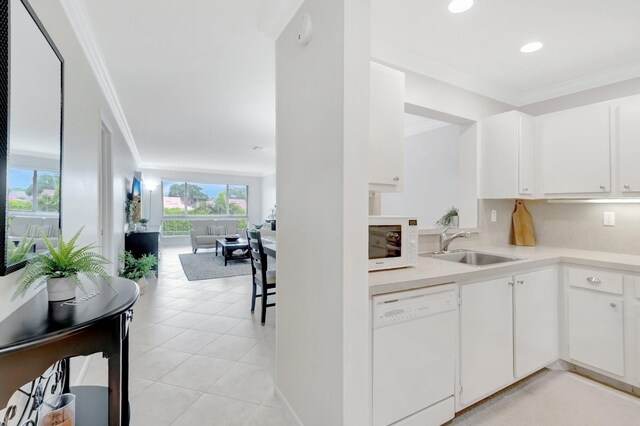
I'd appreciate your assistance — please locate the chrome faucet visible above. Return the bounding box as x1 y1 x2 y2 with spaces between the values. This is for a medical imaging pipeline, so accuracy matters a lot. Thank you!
439 227 471 252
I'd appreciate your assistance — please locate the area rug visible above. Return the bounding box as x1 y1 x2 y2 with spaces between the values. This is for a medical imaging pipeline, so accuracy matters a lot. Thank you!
178 252 252 281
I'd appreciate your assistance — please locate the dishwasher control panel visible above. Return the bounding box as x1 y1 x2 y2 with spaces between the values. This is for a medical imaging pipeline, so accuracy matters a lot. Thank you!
372 284 457 329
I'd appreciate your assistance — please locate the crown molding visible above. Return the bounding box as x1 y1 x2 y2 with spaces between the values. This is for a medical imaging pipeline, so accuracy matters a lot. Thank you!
373 37 640 108
61 0 141 165
405 120 451 138
518 60 640 106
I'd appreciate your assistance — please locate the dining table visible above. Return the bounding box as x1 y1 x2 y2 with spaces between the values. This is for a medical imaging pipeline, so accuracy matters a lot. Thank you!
263 242 276 258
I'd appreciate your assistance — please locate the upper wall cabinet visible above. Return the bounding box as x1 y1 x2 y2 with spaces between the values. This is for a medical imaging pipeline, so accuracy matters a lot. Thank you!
369 62 405 192
616 96 640 193
480 111 535 199
538 103 611 195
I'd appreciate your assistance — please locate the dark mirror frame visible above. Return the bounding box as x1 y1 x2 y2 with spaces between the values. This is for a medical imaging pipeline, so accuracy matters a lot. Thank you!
0 0 64 276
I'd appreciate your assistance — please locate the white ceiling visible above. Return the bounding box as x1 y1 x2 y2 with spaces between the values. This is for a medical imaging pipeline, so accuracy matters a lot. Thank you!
372 0 640 106
72 0 640 174
80 0 302 176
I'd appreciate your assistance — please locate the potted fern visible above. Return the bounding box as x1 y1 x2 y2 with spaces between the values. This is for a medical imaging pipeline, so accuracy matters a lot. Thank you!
12 228 111 302
119 251 157 292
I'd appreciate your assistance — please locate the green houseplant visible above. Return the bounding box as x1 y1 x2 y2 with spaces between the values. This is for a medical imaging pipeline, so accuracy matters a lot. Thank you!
436 206 459 227
119 251 157 281
7 235 35 265
12 228 111 302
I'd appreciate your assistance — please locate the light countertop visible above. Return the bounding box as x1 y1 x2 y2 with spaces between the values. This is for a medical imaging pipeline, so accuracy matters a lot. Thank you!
369 243 640 296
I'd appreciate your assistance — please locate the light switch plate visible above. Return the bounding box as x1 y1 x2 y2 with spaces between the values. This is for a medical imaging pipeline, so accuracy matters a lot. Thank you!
491 210 497 223
604 211 615 226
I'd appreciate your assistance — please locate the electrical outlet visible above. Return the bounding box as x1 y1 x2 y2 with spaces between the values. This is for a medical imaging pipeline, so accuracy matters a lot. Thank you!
604 211 616 226
491 210 497 223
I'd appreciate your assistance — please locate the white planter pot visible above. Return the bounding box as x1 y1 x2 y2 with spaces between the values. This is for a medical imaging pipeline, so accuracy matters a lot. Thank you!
136 276 148 294
47 277 77 302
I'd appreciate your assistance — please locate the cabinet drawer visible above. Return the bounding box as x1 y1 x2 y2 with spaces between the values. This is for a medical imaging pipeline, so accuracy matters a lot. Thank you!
567 266 623 295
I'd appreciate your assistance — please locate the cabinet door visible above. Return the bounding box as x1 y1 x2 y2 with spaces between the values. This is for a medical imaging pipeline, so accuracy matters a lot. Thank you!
369 62 405 191
518 115 535 196
460 277 513 405
568 288 624 376
618 98 640 193
539 103 611 194
514 269 558 379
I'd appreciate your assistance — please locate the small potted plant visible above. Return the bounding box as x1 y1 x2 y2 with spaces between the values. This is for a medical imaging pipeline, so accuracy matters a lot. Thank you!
12 228 111 302
436 206 459 228
139 218 149 231
119 251 157 292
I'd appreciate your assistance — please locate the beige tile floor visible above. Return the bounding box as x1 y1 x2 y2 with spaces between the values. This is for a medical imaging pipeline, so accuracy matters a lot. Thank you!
77 245 640 426
81 244 291 426
453 369 640 425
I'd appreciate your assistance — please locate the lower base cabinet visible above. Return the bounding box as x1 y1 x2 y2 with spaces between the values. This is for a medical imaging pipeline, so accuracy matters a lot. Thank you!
568 287 624 376
460 268 558 406
460 277 514 405
514 269 559 378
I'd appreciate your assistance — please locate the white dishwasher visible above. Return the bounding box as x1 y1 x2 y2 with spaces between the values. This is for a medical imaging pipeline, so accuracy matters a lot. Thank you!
372 283 457 426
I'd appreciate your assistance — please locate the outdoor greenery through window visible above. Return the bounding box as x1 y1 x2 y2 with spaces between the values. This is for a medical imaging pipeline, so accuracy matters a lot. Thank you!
8 168 60 213
162 181 248 236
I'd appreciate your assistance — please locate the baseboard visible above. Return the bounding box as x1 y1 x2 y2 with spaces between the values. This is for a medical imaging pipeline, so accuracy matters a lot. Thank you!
274 386 304 426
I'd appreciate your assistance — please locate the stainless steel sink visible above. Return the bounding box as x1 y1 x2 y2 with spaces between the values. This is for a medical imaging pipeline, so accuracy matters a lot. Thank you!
421 250 524 266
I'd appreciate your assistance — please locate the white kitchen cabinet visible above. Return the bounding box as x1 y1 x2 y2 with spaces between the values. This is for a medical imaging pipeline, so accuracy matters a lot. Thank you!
538 103 611 195
480 110 535 198
460 277 513 405
369 62 405 192
617 96 640 193
568 287 624 376
513 269 558 379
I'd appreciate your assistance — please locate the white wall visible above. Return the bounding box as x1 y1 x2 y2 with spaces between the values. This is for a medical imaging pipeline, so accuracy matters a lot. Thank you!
381 125 460 227
403 69 514 122
276 0 370 423
0 0 137 320
261 173 276 222
141 168 263 229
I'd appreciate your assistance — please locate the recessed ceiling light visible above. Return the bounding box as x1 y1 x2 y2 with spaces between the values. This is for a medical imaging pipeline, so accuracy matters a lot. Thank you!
520 41 544 53
448 0 474 14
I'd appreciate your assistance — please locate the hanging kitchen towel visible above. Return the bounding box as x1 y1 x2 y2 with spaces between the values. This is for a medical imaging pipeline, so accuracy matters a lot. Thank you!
510 200 536 246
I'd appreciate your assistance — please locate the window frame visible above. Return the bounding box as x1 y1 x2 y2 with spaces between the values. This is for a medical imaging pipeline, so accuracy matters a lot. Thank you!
8 167 60 214
161 180 249 219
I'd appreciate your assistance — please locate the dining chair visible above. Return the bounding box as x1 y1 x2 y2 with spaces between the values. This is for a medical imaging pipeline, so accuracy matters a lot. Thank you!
246 229 276 325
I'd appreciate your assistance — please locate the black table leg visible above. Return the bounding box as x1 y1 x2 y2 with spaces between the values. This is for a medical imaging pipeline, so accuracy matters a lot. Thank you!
108 339 122 426
121 329 130 425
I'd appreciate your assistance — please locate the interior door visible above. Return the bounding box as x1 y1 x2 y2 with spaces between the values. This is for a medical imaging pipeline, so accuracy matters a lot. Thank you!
460 277 514 405
99 123 114 271
514 268 558 378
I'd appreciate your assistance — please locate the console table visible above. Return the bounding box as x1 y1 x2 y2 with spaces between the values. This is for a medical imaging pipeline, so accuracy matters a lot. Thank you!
125 230 160 271
0 277 139 426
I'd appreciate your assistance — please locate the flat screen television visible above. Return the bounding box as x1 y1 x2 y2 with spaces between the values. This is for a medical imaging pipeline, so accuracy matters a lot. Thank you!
132 176 142 222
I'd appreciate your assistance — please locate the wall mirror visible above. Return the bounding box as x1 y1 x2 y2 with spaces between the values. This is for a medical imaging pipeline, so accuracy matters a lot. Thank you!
1 0 63 275
380 109 478 231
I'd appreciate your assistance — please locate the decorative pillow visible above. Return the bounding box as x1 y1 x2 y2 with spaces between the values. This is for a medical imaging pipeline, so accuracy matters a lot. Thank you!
207 225 227 236
41 225 53 238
